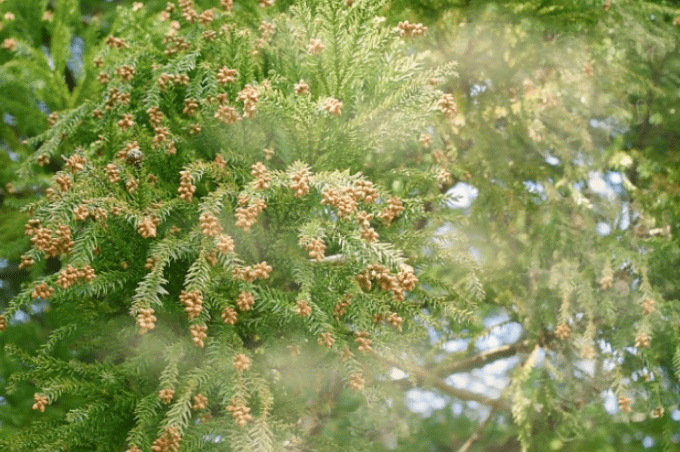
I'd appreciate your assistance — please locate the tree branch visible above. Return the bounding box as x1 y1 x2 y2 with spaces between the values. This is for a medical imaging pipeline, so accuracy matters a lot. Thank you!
456 407 497 452
373 352 511 411
434 340 533 377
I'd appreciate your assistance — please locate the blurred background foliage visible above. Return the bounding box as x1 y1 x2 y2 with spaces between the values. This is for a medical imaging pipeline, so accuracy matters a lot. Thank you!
388 1 680 450
1 0 680 451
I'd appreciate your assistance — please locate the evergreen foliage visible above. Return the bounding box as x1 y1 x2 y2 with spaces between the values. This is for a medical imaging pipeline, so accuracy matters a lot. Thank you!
2 0 455 450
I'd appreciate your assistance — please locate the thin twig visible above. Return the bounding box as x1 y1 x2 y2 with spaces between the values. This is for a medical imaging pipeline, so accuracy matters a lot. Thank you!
312 254 345 264
456 407 497 452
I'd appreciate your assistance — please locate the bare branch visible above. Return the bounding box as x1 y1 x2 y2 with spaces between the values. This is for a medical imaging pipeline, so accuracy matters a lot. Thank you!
312 254 345 264
434 340 533 377
373 352 511 411
456 407 497 452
